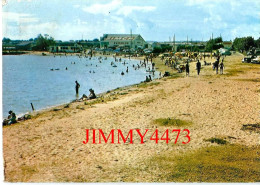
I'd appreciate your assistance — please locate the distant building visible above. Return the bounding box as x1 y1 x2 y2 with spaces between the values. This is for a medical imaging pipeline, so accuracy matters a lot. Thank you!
3 44 16 51
49 42 83 53
100 34 146 50
15 41 34 51
223 41 232 49
80 41 100 49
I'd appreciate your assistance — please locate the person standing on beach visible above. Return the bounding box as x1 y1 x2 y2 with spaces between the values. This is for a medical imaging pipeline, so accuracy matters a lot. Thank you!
215 60 219 74
196 60 201 75
185 62 190 77
214 55 220 74
75 81 80 94
220 61 224 74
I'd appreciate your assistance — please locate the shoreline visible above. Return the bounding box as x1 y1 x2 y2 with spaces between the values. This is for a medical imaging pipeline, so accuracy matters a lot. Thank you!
8 78 162 121
2 53 163 121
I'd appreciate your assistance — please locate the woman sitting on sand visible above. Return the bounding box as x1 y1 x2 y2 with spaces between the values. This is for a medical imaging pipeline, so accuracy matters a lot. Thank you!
80 89 96 101
3 110 17 126
88 89 96 100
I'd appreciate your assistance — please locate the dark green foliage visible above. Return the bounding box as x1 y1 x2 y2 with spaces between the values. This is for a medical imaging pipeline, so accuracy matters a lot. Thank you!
205 137 228 145
34 34 55 51
232 36 255 52
205 37 224 51
2 37 11 43
153 118 192 126
153 47 162 53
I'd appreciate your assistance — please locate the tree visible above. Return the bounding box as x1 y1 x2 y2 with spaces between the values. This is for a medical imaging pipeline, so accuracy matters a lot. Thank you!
232 36 255 52
34 34 55 51
255 37 260 48
153 47 162 53
2 37 11 43
243 36 255 51
205 37 223 52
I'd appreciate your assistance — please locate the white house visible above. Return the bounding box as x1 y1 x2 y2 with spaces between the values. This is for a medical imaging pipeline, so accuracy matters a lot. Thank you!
100 34 146 50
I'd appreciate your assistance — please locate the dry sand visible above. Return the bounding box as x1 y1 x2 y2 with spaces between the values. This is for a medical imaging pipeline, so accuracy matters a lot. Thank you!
3 53 260 182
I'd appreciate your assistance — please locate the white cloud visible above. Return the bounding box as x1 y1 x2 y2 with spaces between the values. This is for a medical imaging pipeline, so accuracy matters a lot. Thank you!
82 0 156 16
17 0 32 2
82 0 122 15
230 24 260 39
2 12 38 23
116 6 156 16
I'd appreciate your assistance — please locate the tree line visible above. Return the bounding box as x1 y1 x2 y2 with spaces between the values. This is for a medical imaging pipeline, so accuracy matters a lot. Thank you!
232 36 260 52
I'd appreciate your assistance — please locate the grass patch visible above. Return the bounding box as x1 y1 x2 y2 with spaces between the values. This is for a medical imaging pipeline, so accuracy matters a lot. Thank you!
137 82 160 88
205 137 228 145
76 105 85 110
225 68 245 77
236 78 260 82
167 73 182 79
20 165 39 181
151 144 260 182
120 92 128 95
153 118 192 126
64 104 70 108
118 144 260 182
53 108 61 111
84 98 105 106
241 123 260 133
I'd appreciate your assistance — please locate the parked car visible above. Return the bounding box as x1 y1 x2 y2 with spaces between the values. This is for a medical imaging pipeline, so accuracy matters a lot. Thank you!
221 50 231 56
251 56 260 64
242 55 253 63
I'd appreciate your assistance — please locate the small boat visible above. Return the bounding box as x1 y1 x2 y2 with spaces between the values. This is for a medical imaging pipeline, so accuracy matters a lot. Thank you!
112 65 117 67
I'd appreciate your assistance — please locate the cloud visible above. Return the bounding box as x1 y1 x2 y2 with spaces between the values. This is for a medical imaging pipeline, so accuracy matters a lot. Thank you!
116 6 156 16
2 12 38 23
17 0 32 2
82 0 156 16
2 0 259 41
82 0 122 15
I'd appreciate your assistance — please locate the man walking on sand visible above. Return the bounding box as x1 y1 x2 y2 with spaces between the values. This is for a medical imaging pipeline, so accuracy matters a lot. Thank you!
75 80 80 94
220 61 224 74
196 60 201 75
215 56 220 74
185 62 190 77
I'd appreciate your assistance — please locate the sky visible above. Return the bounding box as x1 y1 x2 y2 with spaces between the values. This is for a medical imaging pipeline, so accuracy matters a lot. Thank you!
2 0 260 41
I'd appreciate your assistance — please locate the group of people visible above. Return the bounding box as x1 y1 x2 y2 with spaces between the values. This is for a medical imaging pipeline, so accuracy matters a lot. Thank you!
185 56 225 77
3 110 17 126
75 81 97 100
213 56 225 74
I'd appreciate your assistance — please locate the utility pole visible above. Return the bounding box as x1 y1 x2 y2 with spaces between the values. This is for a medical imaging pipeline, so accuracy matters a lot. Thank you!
191 38 193 52
173 34 175 52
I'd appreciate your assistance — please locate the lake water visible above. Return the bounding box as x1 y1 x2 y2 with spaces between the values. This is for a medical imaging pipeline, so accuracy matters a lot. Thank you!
2 55 159 118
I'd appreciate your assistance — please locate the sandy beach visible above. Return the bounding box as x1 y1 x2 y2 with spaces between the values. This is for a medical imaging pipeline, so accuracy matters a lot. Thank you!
3 53 260 182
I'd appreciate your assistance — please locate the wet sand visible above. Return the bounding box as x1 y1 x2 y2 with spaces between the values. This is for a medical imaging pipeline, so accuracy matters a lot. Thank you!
3 53 260 182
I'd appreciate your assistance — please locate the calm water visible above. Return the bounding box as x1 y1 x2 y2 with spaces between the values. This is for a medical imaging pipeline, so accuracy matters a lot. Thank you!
2 55 159 118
